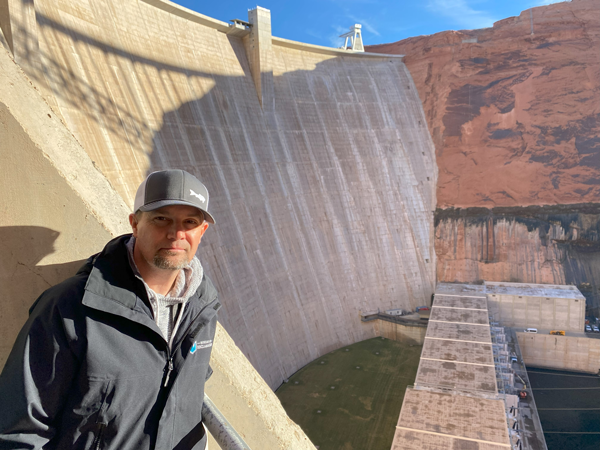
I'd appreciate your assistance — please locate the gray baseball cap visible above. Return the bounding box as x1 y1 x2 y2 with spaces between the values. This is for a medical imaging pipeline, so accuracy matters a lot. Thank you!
133 170 215 224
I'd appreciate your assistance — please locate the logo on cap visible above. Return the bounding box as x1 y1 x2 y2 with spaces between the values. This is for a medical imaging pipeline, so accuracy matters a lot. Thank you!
189 189 206 203
133 169 215 224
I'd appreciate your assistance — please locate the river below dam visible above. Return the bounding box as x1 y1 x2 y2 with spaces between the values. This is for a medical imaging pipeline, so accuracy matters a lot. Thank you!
528 368 600 450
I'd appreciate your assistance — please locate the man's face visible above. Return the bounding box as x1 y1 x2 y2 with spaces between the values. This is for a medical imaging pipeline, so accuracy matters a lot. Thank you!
129 205 209 272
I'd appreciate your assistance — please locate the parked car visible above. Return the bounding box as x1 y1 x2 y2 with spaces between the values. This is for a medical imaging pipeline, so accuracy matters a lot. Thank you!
593 325 599 333
585 325 592 332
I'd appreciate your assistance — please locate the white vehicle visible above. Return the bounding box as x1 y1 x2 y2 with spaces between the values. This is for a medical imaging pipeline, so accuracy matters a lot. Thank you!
585 325 592 332
592 325 599 333
524 328 538 333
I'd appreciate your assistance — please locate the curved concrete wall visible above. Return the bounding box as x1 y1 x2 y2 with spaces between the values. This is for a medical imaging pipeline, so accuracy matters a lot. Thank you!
1 0 437 388
0 36 130 368
0 42 316 448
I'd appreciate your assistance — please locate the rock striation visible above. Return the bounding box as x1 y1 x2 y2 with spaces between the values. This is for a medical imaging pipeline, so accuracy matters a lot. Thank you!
368 0 600 209
435 204 600 314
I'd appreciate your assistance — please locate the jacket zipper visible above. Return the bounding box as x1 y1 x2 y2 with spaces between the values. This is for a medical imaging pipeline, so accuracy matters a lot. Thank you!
163 356 174 387
93 423 106 450
161 297 218 389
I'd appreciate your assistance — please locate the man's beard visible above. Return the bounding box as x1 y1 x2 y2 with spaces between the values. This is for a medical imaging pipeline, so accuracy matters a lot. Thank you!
151 250 188 271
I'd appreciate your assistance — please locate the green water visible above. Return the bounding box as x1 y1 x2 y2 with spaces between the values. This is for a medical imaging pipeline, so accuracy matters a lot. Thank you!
276 337 422 450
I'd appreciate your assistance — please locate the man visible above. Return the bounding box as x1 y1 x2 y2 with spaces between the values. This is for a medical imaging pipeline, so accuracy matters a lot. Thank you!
0 169 219 450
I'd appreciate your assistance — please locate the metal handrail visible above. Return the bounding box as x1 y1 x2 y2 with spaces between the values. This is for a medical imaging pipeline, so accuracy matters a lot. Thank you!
361 312 427 327
202 394 252 450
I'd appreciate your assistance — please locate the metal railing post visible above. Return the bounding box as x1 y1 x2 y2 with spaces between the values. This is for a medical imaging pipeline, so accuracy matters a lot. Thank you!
202 394 252 450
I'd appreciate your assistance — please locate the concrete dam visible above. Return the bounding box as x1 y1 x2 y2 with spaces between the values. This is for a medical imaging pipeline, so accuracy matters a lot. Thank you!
0 0 436 394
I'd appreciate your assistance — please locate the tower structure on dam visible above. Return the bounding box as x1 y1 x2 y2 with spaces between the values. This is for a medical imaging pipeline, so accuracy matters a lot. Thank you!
0 0 436 393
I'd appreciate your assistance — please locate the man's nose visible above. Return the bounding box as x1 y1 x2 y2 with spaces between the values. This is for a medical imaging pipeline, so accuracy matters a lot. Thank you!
167 222 186 239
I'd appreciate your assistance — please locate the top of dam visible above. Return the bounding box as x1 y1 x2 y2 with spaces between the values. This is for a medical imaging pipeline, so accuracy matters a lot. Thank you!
141 0 403 58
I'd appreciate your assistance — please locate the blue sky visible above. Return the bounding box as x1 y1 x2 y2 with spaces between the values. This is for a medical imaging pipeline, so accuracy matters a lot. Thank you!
174 0 567 48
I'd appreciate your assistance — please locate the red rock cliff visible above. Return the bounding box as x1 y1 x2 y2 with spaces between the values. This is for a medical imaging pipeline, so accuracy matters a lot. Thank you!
368 0 600 314
368 0 600 209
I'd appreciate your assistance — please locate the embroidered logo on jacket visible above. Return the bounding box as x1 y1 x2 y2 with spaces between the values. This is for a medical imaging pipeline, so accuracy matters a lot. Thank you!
190 340 213 354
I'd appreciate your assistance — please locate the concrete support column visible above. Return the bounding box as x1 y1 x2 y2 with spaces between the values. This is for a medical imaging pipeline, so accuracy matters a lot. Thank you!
245 6 274 110
0 0 12 52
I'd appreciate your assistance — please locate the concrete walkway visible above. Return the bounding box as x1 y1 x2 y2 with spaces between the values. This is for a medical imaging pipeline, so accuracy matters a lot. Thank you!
506 327 548 450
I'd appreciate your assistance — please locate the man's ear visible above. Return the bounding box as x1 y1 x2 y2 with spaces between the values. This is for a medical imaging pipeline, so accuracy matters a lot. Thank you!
194 222 209 244
198 222 209 239
129 213 139 237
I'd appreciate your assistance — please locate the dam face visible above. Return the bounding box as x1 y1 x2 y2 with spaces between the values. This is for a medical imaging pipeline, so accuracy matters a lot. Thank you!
0 0 436 388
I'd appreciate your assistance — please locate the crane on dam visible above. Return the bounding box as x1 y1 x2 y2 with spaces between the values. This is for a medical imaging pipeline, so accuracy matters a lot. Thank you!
339 24 364 52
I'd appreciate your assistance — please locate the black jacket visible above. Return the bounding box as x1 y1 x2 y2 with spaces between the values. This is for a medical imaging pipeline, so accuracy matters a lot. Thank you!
0 235 220 449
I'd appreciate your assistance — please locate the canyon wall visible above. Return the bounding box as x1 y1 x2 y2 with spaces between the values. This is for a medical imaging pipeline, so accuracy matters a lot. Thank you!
368 0 600 314
0 0 436 389
436 205 600 313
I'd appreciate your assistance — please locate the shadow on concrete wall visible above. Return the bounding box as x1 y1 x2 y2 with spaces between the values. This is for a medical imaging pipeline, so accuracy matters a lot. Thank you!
4 8 436 386
0 226 86 367
142 60 436 385
0 226 86 292
8 12 240 150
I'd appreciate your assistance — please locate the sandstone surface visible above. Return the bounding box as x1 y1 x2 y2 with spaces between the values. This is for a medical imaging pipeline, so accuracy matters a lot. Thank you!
368 0 600 209
369 0 600 313
435 204 600 314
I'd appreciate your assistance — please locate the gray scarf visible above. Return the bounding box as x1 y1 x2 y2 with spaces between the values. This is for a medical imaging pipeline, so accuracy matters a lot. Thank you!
126 236 203 348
